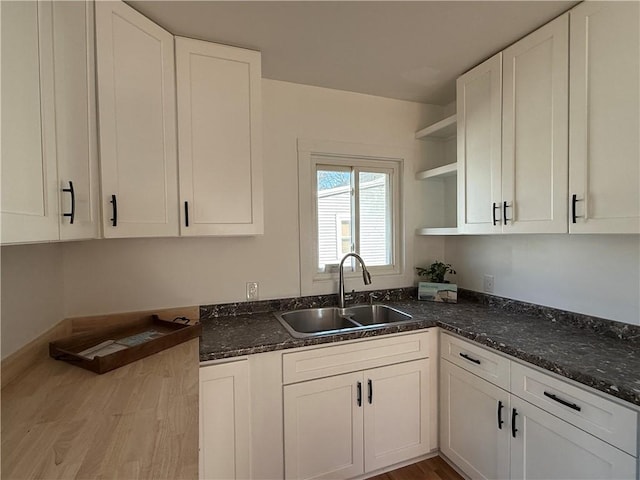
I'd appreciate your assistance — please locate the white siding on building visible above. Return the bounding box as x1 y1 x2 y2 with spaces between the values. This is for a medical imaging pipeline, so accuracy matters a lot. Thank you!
317 177 389 270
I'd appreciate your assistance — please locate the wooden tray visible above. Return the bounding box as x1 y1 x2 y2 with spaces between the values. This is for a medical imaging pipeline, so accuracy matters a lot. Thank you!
50 315 201 374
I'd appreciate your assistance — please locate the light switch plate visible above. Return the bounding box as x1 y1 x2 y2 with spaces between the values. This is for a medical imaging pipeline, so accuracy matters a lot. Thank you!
246 282 259 301
483 275 494 293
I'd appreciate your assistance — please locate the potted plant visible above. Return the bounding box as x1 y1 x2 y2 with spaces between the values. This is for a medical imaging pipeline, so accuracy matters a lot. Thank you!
415 261 457 303
416 261 456 283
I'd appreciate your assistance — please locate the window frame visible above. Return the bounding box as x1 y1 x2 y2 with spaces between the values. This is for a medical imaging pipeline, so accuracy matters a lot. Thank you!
298 139 407 296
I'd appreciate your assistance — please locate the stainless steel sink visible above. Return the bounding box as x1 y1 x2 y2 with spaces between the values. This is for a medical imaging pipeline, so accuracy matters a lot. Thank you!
342 304 412 326
274 304 414 338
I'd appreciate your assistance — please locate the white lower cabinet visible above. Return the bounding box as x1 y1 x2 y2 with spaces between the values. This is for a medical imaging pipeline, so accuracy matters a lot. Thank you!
284 359 431 480
199 360 250 480
510 396 636 480
364 360 431 472
440 360 510 480
440 332 638 480
284 371 365 480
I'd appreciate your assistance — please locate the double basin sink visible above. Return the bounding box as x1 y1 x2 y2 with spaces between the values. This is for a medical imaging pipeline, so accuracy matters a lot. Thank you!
274 304 414 338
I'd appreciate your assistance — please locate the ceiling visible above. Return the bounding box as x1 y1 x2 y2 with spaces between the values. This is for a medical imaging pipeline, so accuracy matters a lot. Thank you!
127 1 578 105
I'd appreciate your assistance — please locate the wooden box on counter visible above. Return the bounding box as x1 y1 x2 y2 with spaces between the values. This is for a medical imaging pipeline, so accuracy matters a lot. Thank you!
50 315 202 374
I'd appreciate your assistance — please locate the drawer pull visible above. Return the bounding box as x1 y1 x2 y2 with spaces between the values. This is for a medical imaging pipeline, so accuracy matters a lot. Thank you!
357 381 362 407
544 391 582 412
511 408 518 438
497 400 504 430
459 352 481 365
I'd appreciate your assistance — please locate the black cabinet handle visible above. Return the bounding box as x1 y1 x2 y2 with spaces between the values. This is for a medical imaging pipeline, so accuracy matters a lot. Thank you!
357 381 362 407
459 352 481 365
492 202 500 226
62 181 75 224
184 201 190 227
512 408 518 438
497 400 504 430
110 194 117 227
368 379 373 404
571 194 582 224
503 201 510 225
544 391 581 411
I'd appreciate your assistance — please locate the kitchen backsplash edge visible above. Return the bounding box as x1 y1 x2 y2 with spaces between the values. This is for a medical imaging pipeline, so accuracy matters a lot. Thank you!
199 287 640 343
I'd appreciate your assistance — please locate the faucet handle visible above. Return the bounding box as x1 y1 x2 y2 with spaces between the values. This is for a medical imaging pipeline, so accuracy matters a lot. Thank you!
345 289 355 301
368 292 379 305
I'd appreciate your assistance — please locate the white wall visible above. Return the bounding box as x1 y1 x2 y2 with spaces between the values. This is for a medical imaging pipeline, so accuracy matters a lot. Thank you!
445 235 640 325
61 79 444 317
1 243 65 359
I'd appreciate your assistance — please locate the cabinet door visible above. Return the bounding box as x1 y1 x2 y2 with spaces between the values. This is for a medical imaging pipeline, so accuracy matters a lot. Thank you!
502 14 569 234
1 1 59 244
176 37 263 236
364 359 431 472
96 1 179 238
200 361 250 480
440 360 510 480
53 0 100 240
569 1 640 234
510 396 636 480
457 53 503 234
284 372 364 480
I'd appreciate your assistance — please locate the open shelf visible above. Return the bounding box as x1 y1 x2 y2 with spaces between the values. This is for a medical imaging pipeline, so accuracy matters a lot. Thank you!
415 113 459 235
416 162 458 180
416 227 461 236
415 114 457 140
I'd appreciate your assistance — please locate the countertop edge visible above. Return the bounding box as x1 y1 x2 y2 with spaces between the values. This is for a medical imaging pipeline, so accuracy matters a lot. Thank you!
199 317 640 408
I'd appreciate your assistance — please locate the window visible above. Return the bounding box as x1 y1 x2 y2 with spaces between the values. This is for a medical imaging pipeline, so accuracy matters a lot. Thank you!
298 139 405 296
316 164 394 272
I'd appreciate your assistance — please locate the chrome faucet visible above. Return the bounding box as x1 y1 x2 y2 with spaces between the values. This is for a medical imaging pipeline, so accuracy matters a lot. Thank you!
338 253 372 308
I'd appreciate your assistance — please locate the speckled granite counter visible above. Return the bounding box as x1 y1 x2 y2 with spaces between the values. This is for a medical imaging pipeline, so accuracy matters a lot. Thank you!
199 290 640 407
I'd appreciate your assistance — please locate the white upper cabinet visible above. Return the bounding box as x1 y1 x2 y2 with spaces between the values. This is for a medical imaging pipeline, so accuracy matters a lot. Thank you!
1 0 98 244
53 0 100 241
457 15 569 234
176 38 263 236
1 1 59 244
96 1 179 238
457 53 503 234
502 14 569 234
569 1 640 234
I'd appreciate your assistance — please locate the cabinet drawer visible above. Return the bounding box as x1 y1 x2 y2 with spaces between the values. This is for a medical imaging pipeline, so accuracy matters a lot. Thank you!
440 332 510 390
511 362 637 456
282 330 433 384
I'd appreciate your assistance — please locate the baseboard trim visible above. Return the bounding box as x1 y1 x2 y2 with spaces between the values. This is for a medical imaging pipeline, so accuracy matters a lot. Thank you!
1 319 71 389
438 451 470 480
1 305 199 389
351 451 438 480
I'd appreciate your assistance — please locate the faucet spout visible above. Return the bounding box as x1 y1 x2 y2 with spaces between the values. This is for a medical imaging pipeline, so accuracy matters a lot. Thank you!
338 253 372 308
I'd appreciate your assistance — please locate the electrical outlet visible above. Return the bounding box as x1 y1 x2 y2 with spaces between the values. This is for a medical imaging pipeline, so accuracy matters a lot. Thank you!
246 282 259 301
483 275 494 293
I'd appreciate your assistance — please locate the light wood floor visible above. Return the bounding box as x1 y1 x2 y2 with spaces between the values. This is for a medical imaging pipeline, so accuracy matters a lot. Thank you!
368 456 464 480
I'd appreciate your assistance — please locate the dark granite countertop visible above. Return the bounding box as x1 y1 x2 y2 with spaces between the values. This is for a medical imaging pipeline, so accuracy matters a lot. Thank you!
199 291 640 407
